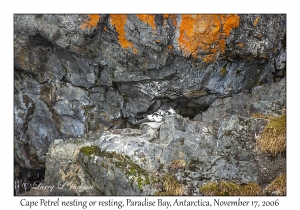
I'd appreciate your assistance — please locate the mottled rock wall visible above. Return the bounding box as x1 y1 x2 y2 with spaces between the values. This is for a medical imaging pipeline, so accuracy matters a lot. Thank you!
14 14 286 169
44 79 285 196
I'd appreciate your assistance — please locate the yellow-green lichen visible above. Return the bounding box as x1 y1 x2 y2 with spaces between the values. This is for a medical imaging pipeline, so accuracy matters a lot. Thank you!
80 145 151 192
80 145 101 156
220 67 228 76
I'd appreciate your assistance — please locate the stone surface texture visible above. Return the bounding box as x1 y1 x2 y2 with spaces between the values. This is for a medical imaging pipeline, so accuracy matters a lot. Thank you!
14 14 286 195
44 79 285 195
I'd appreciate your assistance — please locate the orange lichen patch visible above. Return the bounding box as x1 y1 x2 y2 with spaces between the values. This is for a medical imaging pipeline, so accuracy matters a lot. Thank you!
163 14 177 27
168 45 173 50
104 26 107 31
237 43 244 48
220 15 240 36
253 16 260 27
133 48 139 54
258 33 263 38
80 14 100 29
156 39 161 43
203 54 217 63
178 14 240 62
137 15 156 31
110 15 134 48
163 14 169 19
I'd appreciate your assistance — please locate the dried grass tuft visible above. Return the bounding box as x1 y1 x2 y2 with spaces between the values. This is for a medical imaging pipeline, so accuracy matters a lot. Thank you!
256 114 286 156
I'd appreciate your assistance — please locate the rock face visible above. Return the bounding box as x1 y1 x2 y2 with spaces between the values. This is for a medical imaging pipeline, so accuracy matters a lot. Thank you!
44 79 286 195
14 14 286 174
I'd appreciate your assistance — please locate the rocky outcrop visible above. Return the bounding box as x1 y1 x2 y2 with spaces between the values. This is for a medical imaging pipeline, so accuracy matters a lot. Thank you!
14 14 286 170
44 79 286 195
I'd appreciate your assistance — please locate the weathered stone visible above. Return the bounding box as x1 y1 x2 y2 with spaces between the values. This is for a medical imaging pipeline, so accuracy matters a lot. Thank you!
46 74 285 195
14 14 286 179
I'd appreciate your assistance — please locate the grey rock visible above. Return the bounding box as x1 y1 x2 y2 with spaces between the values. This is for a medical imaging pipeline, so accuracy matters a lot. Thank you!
45 106 285 195
14 14 286 173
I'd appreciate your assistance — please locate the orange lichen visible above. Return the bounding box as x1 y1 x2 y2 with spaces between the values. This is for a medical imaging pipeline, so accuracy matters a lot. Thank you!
237 43 244 48
80 14 100 29
220 15 240 36
104 26 107 31
178 14 240 62
137 15 156 31
168 45 173 50
163 14 169 19
253 16 260 27
110 15 134 48
133 48 139 54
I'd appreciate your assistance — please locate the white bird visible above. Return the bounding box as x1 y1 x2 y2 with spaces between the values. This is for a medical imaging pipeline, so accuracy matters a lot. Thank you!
133 107 176 126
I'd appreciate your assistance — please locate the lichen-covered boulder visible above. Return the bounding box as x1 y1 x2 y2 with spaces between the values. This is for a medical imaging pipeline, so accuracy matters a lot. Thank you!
78 145 154 195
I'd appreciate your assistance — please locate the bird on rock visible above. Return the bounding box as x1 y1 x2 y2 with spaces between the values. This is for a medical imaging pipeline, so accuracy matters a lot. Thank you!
133 107 176 129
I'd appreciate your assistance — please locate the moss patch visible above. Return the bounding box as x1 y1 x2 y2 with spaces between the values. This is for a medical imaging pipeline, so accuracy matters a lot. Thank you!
80 145 151 192
220 67 228 76
200 181 261 196
80 145 102 156
256 114 286 156
218 181 240 196
199 182 218 196
264 174 286 196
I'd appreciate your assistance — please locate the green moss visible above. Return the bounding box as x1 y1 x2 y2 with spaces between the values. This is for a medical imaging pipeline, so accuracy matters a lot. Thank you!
80 145 151 192
264 174 286 195
220 67 228 76
200 181 261 196
218 181 240 196
80 145 101 156
200 182 218 196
